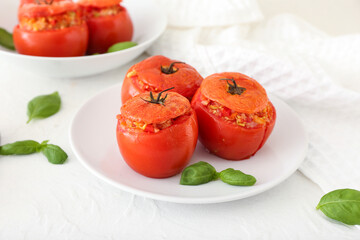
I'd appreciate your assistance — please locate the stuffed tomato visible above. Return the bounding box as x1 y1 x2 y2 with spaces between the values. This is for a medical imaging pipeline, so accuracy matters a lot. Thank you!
78 0 133 54
116 89 198 178
121 55 203 103
191 72 276 160
14 1 88 57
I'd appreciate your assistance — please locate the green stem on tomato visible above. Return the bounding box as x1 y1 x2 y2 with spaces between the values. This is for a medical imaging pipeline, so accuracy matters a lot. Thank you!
161 62 184 74
220 78 246 96
140 87 175 106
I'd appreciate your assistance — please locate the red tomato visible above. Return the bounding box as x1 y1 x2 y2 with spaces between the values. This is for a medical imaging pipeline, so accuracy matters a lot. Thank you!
14 1 88 57
191 72 276 160
116 91 198 178
121 55 204 103
78 0 133 54
13 24 88 57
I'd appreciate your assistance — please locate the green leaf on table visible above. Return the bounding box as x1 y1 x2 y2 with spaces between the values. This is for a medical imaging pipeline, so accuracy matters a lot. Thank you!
27 91 61 123
180 161 219 185
0 139 67 165
316 188 360 225
41 144 68 164
219 168 256 186
107 41 137 53
37 140 49 152
0 27 15 50
0 140 40 155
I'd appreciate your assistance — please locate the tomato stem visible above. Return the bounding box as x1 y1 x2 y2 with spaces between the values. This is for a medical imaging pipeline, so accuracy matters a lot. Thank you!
161 62 184 74
35 0 54 5
220 78 246 96
141 87 175 106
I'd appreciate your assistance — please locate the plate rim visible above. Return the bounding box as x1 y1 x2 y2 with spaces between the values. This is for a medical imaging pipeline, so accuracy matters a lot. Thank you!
69 83 308 204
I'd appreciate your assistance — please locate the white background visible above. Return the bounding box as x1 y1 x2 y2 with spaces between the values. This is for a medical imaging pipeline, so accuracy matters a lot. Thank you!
259 0 360 35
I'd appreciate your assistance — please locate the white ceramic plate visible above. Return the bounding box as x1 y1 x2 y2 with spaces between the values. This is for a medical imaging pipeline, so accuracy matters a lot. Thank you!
70 84 308 204
0 0 166 78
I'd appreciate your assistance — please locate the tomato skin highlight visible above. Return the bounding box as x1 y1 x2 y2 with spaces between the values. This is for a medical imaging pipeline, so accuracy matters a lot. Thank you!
82 6 133 54
121 73 142 104
13 23 88 57
191 73 276 160
116 110 198 178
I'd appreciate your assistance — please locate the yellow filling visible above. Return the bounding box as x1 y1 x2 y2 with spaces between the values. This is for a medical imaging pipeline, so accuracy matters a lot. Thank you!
202 98 273 128
19 11 83 31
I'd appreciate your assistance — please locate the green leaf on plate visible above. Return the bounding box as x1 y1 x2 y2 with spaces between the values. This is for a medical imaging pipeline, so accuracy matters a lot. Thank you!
219 168 256 186
180 161 219 185
107 41 137 53
0 27 15 50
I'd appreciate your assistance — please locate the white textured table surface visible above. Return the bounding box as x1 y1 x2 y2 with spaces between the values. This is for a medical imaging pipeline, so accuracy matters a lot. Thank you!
0 57 359 239
1 0 360 239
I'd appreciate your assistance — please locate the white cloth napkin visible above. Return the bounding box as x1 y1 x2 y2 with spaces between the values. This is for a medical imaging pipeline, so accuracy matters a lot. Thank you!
148 0 360 193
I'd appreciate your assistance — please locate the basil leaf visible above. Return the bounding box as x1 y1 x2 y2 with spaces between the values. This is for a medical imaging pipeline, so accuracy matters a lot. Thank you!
316 189 360 225
27 91 61 123
40 140 49 146
219 168 256 186
37 140 49 152
107 41 137 53
0 28 15 50
41 144 68 164
0 140 40 155
180 161 218 185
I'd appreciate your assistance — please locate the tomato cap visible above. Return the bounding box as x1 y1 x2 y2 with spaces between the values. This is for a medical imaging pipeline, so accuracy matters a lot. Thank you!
20 0 69 6
129 55 203 97
18 1 78 18
201 72 269 114
121 92 191 124
77 0 122 8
